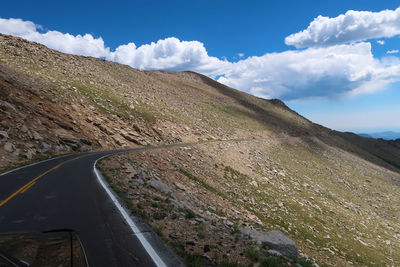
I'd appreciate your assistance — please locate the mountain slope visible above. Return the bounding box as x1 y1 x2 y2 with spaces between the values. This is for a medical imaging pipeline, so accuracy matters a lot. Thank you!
1 34 400 266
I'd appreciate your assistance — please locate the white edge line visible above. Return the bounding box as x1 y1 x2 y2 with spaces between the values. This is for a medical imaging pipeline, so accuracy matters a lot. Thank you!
93 156 167 267
0 152 78 176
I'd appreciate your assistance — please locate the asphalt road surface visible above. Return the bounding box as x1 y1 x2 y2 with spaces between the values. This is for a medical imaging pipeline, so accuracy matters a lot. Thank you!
0 149 183 267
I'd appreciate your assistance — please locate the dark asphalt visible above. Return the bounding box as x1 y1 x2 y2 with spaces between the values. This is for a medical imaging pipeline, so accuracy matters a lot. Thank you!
0 148 182 267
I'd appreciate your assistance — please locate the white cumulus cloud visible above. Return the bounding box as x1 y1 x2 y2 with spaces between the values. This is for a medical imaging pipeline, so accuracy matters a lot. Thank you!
218 42 400 100
387 49 399 54
0 18 110 57
377 40 385 45
285 7 400 48
1 17 400 101
108 38 230 77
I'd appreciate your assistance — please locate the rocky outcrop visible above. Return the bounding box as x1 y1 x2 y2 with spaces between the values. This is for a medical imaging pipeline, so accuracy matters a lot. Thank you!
148 179 173 195
242 228 298 258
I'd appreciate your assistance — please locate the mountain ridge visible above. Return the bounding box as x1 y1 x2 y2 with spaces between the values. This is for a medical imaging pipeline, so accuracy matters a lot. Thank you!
358 131 400 140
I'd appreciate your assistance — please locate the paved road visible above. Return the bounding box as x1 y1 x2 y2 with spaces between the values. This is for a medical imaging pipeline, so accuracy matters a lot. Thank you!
0 149 182 267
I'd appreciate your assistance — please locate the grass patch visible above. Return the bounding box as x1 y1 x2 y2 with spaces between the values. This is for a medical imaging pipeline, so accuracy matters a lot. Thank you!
153 226 163 236
178 167 227 199
246 246 260 262
260 257 283 267
296 258 314 267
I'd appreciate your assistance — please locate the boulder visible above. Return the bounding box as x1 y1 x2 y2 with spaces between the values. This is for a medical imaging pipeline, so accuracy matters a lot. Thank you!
120 132 146 145
0 130 8 140
0 100 16 112
149 179 172 195
40 142 52 153
32 131 43 141
174 182 187 191
13 148 20 157
242 229 298 258
23 149 34 159
20 125 28 133
4 142 14 153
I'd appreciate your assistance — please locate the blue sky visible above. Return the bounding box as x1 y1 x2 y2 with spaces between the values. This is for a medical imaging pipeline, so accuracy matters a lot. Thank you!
2 0 400 133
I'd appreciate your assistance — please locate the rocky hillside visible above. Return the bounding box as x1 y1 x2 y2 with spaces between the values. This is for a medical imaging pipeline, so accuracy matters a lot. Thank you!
1 34 400 266
0 33 322 169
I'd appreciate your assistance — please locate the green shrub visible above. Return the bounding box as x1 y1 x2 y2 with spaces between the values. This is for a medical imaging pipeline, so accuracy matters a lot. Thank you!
185 253 204 267
297 258 314 267
185 209 196 219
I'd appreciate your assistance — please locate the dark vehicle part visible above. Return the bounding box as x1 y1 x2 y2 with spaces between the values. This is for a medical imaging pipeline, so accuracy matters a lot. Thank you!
0 230 88 267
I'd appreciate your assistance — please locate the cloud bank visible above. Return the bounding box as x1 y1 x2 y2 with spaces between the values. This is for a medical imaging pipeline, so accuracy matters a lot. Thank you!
285 7 400 48
218 42 400 100
1 10 400 101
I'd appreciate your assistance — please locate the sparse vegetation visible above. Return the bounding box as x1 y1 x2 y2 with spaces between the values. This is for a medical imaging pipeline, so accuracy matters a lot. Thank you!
185 209 196 219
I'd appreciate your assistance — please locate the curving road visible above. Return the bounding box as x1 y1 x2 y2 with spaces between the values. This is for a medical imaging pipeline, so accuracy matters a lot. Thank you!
0 148 183 267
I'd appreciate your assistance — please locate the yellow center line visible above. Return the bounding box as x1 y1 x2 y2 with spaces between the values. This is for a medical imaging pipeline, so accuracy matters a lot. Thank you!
0 155 85 207
20 181 36 193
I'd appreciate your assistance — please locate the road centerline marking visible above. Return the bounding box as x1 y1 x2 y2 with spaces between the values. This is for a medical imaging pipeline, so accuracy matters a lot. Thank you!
20 181 36 193
0 155 84 207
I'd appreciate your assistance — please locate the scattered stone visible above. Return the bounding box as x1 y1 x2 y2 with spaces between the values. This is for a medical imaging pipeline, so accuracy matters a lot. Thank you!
250 180 258 187
267 249 282 257
195 217 205 223
123 163 135 173
132 124 141 133
40 142 52 153
32 131 43 141
0 131 8 139
20 125 28 133
121 132 145 145
80 138 92 146
54 119 74 130
137 171 146 180
174 182 187 191
13 148 20 157
24 150 33 159
186 241 195 246
59 136 80 150
132 178 145 185
71 104 79 111
225 220 234 227
0 100 16 112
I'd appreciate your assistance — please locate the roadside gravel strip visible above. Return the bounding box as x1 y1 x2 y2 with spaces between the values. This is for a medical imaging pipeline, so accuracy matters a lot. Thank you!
93 156 168 267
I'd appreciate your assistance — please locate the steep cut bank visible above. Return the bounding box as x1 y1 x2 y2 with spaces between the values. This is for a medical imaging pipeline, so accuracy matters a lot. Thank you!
0 34 400 266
